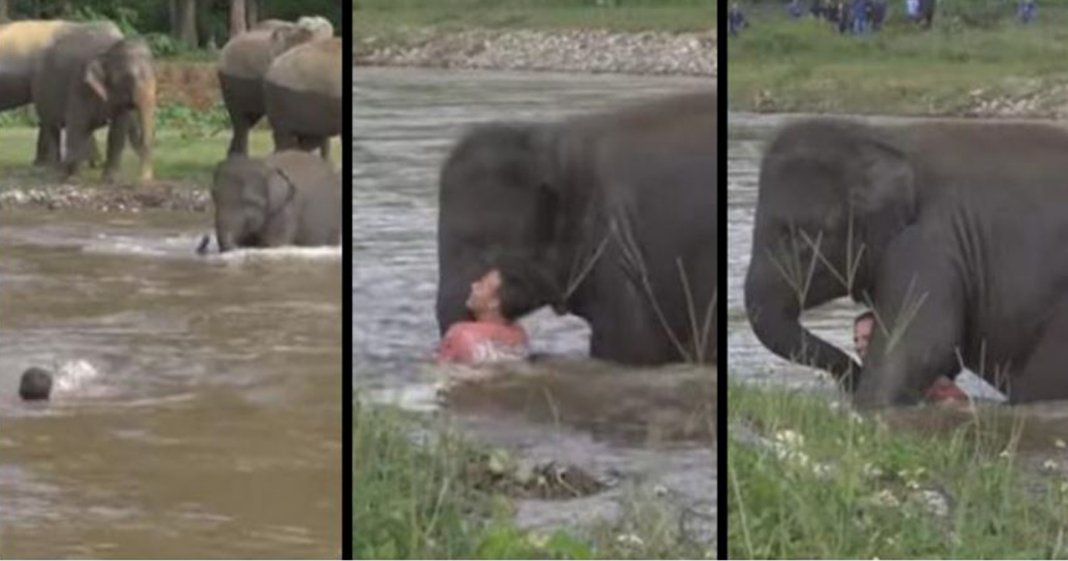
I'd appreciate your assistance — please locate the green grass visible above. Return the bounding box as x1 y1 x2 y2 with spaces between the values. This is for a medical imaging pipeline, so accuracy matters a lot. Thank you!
729 382 1068 559
354 399 712 559
0 124 341 189
354 0 717 38
728 7 1068 115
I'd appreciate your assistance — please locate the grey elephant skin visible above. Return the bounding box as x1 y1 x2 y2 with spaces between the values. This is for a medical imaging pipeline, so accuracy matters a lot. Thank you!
437 92 717 366
0 19 120 164
33 26 155 182
745 118 1068 407
217 17 333 156
211 150 341 252
263 37 341 158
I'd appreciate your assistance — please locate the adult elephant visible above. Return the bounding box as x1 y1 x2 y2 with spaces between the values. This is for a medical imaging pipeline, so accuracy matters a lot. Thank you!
217 16 333 156
0 19 120 164
207 150 341 253
436 92 717 366
33 29 155 182
745 118 1068 407
263 37 341 159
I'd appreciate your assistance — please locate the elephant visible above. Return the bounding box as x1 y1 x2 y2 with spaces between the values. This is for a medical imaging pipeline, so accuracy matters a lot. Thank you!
207 150 341 252
32 29 156 182
436 92 717 366
263 37 341 160
0 19 121 165
217 16 333 156
744 118 1068 407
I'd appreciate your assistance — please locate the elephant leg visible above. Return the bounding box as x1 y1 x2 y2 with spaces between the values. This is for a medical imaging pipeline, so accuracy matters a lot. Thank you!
34 125 61 166
319 138 331 161
1007 296 1068 403
271 128 299 153
102 112 131 182
87 134 102 169
586 273 680 365
227 113 256 156
853 228 966 407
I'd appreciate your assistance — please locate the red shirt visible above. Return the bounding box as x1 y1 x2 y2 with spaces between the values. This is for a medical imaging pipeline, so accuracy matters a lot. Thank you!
436 321 530 364
926 377 969 403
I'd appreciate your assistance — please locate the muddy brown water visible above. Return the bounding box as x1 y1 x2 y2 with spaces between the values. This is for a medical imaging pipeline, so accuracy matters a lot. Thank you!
353 67 714 545
0 210 342 558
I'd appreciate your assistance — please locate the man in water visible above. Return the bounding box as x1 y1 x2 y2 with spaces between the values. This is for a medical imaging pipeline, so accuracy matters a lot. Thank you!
19 367 53 401
854 311 968 402
437 263 550 365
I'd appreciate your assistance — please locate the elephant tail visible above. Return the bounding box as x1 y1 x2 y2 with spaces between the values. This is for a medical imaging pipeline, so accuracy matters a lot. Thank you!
195 234 214 255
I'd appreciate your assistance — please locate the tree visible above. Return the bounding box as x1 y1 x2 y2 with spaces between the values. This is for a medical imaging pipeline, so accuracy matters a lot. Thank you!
246 0 261 27
229 0 246 37
0 0 8 23
174 0 198 47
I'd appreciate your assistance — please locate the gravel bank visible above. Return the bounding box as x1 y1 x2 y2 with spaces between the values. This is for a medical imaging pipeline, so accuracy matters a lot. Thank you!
0 182 210 213
356 28 716 77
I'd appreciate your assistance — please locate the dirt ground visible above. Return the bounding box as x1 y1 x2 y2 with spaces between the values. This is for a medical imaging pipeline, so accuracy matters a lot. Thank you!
156 61 221 109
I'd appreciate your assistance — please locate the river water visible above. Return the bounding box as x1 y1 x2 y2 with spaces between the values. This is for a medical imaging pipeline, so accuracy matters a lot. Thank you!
353 67 714 545
0 210 342 558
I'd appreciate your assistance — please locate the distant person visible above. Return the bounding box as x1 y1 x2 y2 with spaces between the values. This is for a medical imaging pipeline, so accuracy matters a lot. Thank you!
1018 0 1037 24
19 367 53 401
436 262 552 365
906 0 920 20
853 311 968 402
788 0 804 19
851 0 871 34
728 2 749 36
810 0 826 19
837 1 852 32
871 0 887 30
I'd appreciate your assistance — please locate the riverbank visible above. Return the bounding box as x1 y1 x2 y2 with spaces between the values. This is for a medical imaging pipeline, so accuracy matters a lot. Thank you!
727 14 1068 118
0 128 340 213
354 402 713 560
355 361 715 559
354 1 715 76
729 382 1068 558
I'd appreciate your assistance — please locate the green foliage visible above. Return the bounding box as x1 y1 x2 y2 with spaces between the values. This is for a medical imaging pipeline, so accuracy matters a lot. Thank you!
728 383 1068 558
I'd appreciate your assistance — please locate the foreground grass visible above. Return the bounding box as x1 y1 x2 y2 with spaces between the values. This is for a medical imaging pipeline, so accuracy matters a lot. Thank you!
354 399 710 559
354 0 717 38
728 8 1068 116
0 127 341 189
729 382 1068 558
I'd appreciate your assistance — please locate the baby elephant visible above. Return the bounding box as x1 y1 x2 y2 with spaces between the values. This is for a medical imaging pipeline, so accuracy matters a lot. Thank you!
207 150 341 252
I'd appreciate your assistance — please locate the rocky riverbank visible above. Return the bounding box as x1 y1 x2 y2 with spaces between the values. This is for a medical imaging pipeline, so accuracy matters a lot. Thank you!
0 181 210 213
356 28 716 77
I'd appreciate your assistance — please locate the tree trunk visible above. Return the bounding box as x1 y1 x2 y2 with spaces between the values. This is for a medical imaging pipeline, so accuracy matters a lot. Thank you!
0 0 9 23
246 0 260 28
176 0 198 47
229 0 247 38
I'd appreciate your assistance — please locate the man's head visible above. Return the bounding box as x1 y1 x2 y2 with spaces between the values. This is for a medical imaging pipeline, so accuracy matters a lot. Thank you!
19 367 53 401
854 310 875 359
466 257 556 322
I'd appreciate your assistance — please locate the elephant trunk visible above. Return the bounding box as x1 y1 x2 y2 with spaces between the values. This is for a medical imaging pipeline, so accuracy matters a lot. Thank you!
744 256 860 388
134 76 156 183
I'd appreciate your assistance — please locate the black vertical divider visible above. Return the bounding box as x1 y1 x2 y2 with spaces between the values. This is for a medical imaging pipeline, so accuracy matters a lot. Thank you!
342 2 354 559
716 0 729 558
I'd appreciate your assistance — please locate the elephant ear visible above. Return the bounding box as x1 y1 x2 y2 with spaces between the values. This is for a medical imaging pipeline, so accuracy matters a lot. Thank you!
265 167 297 215
855 139 916 223
84 59 109 102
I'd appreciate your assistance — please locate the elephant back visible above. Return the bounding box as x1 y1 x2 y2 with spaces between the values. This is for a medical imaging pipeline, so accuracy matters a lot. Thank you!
0 20 118 80
264 38 341 99
218 17 332 80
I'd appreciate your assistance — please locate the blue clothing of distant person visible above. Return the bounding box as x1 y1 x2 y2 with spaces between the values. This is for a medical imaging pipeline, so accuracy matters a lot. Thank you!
788 0 804 18
1018 0 1036 24
728 3 748 36
906 0 919 19
851 0 871 34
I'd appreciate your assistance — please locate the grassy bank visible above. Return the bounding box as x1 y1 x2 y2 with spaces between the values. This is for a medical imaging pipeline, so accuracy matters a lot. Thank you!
728 382 1068 558
354 400 711 559
354 0 717 38
727 6 1068 116
0 127 341 189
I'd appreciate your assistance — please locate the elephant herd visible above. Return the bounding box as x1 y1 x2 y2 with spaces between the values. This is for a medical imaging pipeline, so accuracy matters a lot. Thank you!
0 16 341 252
